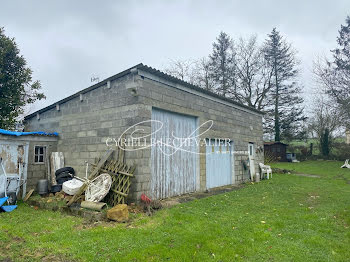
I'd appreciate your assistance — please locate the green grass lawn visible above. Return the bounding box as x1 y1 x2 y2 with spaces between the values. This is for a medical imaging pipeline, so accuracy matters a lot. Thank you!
1 161 350 261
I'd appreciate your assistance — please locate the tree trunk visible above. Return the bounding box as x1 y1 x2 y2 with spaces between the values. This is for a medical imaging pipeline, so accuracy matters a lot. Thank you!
274 59 280 141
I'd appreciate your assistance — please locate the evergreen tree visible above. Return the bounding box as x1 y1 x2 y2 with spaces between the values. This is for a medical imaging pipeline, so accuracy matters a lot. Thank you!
0 27 45 129
263 28 305 141
320 128 330 157
208 32 236 97
330 16 350 126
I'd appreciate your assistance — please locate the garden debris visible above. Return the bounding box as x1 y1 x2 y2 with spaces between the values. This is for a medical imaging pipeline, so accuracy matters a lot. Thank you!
67 147 136 208
107 204 129 222
128 203 144 214
95 147 136 206
23 189 34 202
67 149 114 206
81 201 107 211
50 152 64 186
100 149 136 206
85 173 112 202
141 193 152 215
62 178 84 195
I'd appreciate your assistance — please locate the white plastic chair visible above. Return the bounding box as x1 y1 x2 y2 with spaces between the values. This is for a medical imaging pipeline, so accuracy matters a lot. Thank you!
259 163 272 179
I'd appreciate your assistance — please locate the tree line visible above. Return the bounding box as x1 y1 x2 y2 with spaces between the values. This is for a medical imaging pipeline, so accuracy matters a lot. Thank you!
310 16 350 157
1 16 349 155
165 29 305 142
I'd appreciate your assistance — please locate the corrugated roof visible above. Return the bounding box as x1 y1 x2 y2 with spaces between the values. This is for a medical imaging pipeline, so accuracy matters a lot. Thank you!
25 63 263 120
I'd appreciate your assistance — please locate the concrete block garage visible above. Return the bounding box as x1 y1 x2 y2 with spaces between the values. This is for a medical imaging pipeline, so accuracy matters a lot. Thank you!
24 64 264 201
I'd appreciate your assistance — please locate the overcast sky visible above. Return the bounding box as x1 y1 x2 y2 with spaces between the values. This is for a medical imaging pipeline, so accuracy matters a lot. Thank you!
1 1 349 115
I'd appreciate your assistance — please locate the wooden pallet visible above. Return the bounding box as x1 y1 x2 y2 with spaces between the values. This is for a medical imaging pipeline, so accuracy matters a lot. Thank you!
67 146 136 207
103 161 136 205
95 151 136 206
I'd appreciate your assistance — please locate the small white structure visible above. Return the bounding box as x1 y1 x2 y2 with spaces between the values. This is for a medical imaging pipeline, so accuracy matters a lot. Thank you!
259 163 272 179
341 159 350 168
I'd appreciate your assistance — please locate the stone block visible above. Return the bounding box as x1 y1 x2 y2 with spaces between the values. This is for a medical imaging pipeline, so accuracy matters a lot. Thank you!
107 204 129 222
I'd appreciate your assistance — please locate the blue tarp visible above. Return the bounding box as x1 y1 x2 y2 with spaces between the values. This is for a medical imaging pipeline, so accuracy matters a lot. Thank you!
0 129 58 137
0 197 17 213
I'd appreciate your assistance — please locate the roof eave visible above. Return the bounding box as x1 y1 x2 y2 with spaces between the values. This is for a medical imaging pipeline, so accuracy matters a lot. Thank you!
24 63 143 120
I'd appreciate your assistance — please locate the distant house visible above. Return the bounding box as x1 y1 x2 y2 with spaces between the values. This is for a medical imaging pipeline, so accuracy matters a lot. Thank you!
264 142 288 162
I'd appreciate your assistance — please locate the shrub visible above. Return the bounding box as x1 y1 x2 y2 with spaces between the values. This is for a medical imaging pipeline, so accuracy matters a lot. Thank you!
330 142 350 161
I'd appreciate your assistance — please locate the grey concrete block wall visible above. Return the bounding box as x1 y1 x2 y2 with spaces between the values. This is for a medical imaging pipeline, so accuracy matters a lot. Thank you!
25 68 264 202
137 77 264 196
25 74 151 201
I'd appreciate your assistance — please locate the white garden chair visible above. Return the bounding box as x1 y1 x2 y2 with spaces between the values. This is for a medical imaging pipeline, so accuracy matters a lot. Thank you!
259 163 272 179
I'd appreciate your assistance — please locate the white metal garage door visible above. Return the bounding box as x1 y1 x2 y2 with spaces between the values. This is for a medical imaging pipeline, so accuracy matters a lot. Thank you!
206 139 233 189
151 108 198 199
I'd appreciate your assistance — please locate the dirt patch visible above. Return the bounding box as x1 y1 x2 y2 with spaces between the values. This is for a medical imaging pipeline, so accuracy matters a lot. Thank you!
0 258 13 262
272 167 321 178
160 184 244 208
74 220 116 230
293 173 320 178
26 196 108 222
335 174 350 184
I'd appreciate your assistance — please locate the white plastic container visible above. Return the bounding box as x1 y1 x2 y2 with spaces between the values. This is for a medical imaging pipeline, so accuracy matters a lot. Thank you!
255 173 260 182
62 178 84 195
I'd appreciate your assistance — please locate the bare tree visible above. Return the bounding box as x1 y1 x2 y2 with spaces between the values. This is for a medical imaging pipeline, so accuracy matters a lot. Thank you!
164 58 215 91
314 62 350 129
164 59 196 84
193 57 215 91
233 35 273 110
